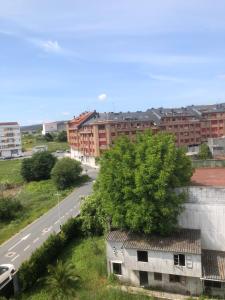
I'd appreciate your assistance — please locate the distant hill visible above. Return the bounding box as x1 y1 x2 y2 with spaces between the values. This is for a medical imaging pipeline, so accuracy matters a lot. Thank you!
21 124 42 133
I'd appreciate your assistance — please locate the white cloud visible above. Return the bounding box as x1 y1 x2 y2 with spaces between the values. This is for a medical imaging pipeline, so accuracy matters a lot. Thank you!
217 74 225 80
149 74 186 83
98 93 107 102
62 112 70 116
37 40 62 53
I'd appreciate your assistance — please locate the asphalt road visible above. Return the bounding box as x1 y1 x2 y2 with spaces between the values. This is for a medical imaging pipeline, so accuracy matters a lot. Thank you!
0 166 98 270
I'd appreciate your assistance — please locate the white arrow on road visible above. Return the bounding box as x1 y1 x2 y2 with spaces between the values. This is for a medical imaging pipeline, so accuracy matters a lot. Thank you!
8 233 31 252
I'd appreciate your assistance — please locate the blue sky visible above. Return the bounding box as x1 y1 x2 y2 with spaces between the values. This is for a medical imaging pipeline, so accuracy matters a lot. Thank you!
1 0 225 125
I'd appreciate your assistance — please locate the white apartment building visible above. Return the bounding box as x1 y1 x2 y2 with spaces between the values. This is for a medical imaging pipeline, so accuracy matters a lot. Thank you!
42 121 67 135
0 122 22 158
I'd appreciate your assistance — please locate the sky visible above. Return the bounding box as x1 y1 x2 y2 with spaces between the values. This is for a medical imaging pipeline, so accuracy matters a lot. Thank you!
1 0 225 125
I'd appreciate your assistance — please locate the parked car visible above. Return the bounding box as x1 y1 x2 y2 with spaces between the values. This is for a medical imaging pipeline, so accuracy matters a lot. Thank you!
0 264 15 288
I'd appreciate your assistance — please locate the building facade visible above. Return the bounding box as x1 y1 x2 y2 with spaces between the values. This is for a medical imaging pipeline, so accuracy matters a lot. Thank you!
42 121 67 135
107 229 225 298
107 184 225 298
67 103 225 166
0 122 22 158
67 111 158 167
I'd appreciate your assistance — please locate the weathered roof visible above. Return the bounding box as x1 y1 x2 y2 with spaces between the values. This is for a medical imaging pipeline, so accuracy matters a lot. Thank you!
202 250 225 281
107 231 129 243
107 229 201 255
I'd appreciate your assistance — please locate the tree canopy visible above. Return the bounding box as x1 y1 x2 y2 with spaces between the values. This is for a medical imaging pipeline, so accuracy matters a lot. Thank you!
21 151 56 182
51 158 82 190
81 131 193 235
198 143 212 160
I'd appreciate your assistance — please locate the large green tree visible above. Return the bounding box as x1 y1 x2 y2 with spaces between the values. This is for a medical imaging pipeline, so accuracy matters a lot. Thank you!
81 132 193 235
51 158 82 190
21 151 56 182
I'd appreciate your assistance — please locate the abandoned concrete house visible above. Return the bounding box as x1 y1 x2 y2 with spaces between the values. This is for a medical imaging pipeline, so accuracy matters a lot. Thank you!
106 182 225 298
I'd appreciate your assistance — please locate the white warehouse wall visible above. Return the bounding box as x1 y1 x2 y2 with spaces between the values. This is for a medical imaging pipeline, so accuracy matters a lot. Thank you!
179 187 225 251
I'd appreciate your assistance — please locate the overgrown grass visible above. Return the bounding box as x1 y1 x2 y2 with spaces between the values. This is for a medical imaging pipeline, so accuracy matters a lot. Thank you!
0 160 23 185
0 180 73 244
22 134 69 152
20 237 153 300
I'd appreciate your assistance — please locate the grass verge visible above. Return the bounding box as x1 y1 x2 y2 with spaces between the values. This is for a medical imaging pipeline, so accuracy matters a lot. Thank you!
0 180 73 244
19 236 153 300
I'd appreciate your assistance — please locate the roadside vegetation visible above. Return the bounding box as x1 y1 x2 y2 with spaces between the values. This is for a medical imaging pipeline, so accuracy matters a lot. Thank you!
0 153 83 244
17 226 152 300
22 131 69 153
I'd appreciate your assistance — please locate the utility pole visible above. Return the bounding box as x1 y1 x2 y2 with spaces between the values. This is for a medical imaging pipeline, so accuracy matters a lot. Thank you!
55 192 62 230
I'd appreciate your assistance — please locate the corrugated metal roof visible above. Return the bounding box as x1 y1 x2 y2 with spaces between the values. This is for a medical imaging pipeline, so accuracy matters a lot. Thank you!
202 249 225 281
107 229 201 255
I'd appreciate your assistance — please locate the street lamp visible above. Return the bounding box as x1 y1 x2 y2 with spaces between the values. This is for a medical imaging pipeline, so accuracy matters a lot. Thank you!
55 192 62 230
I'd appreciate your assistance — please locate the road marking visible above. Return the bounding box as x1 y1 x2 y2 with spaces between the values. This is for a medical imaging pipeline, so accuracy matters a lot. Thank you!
11 254 20 262
24 245 31 251
8 233 31 251
5 251 16 258
41 226 53 235
33 238 40 243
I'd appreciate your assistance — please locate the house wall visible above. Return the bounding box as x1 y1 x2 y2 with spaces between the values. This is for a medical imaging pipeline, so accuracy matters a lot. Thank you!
147 272 202 296
107 240 202 295
70 148 97 168
179 187 225 251
124 248 202 278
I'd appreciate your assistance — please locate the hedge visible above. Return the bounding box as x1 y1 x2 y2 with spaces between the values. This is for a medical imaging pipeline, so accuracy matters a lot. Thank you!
18 217 84 291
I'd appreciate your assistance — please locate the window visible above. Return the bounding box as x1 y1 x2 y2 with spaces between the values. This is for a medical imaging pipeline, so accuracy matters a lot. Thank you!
137 251 148 262
112 263 122 275
174 254 185 266
154 272 162 281
169 274 181 283
204 280 221 288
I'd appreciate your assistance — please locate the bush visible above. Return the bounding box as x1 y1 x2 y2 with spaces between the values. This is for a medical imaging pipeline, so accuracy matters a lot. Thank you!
21 151 56 182
198 143 213 160
18 217 84 291
51 158 82 190
56 131 67 142
0 197 23 222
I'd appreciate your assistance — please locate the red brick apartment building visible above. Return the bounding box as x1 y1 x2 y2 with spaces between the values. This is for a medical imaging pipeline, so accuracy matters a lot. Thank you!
67 103 225 167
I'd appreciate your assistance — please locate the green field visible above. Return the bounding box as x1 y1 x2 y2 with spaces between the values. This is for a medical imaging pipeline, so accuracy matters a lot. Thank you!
22 134 69 153
0 159 23 185
0 159 74 244
20 237 153 300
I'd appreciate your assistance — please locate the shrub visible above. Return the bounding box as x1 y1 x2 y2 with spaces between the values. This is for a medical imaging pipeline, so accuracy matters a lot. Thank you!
51 158 82 190
0 197 23 222
21 151 56 182
18 217 84 291
56 131 67 142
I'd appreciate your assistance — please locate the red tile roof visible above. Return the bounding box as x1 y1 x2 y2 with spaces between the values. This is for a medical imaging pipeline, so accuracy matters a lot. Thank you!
191 168 225 187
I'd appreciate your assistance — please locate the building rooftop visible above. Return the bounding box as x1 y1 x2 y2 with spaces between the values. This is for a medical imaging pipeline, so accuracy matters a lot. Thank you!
191 168 225 187
84 111 160 126
202 250 225 281
0 122 18 126
107 229 201 255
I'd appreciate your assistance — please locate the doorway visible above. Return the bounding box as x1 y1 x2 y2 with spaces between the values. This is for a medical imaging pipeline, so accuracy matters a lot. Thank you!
139 271 148 286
